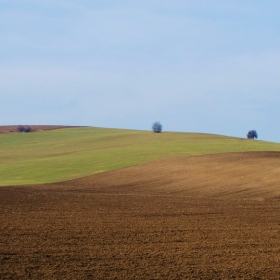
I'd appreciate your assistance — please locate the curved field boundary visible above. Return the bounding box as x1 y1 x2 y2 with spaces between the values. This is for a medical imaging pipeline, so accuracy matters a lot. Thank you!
2 152 280 278
67 151 280 201
1 127 280 186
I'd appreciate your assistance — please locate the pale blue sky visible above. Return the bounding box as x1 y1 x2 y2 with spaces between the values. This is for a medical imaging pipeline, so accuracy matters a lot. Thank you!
1 1 280 141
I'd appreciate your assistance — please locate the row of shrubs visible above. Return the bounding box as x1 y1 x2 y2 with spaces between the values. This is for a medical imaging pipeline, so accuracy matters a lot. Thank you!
18 125 32 133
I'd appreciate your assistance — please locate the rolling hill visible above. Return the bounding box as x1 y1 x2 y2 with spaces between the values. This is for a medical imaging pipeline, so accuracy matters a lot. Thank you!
1 126 280 186
2 126 280 279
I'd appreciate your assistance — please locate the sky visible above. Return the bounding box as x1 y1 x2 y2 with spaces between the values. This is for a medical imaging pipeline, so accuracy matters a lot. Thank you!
1 1 280 142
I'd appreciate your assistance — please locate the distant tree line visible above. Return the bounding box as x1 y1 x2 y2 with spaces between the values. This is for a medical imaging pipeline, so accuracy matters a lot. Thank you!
18 125 32 133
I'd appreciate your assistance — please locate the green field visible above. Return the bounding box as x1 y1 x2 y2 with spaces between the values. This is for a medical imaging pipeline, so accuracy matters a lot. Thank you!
1 127 280 186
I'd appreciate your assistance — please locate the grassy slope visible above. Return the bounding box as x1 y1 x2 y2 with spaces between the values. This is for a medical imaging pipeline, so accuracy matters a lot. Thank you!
1 127 280 186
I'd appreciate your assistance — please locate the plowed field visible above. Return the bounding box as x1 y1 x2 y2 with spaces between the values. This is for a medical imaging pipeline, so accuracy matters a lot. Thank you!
1 152 280 279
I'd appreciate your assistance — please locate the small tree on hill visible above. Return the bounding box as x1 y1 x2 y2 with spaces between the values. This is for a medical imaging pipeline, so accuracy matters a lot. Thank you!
247 130 258 140
152 122 162 133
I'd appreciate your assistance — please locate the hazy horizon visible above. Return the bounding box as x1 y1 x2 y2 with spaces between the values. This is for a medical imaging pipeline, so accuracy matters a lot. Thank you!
1 1 280 142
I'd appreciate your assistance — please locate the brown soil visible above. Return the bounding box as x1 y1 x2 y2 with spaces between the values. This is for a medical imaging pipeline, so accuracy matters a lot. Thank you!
0 125 80 134
1 152 280 279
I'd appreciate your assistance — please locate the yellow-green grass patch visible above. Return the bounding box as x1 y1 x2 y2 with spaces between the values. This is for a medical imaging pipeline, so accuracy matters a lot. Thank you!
1 127 280 186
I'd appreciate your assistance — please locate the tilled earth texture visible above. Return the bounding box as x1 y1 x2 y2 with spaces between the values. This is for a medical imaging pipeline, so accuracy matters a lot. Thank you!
1 152 280 279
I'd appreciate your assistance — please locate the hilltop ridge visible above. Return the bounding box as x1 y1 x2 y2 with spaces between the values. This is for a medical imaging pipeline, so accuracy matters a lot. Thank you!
1 126 280 186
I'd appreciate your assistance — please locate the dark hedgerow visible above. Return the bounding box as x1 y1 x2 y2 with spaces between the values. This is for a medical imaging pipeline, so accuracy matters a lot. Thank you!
18 125 26 132
18 125 32 133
